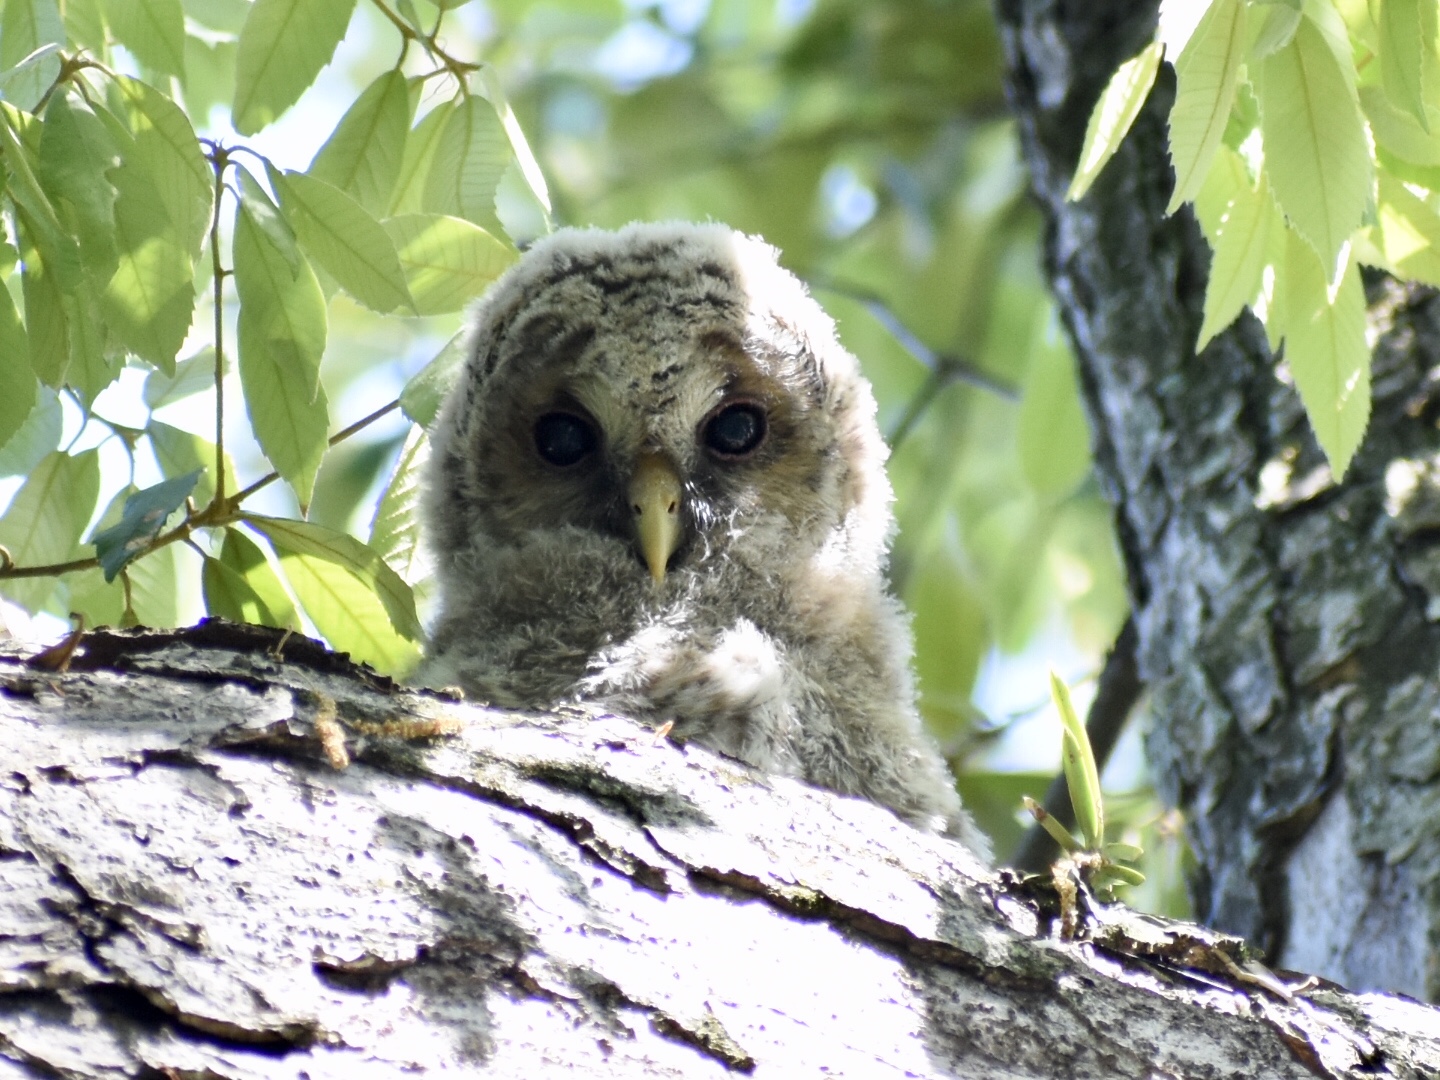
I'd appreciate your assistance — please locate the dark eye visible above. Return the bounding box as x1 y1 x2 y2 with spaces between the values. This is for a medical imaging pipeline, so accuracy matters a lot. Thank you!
702 402 767 459
534 412 598 467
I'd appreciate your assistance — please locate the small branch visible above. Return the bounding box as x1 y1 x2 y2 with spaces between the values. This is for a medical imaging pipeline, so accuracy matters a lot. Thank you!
1012 616 1144 872
207 145 231 510
368 0 477 87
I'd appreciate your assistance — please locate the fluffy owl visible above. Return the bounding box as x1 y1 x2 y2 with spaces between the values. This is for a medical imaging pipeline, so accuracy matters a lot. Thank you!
421 222 988 858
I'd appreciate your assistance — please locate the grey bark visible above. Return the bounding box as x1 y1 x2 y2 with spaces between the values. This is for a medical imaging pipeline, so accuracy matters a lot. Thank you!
995 0 1440 1000
3 624 1440 1078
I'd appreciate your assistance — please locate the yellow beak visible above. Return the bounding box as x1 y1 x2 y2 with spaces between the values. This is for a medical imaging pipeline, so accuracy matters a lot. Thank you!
629 453 683 583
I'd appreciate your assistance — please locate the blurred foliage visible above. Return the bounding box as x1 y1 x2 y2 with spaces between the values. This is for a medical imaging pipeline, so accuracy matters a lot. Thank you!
0 0 1174 899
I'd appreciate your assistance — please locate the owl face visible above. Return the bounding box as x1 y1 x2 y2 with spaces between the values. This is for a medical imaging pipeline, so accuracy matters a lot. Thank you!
430 224 891 592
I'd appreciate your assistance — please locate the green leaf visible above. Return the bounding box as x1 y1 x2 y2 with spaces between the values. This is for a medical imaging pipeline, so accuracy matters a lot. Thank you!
383 213 516 315
243 513 421 640
19 243 67 387
91 470 201 581
390 98 452 216
368 425 427 584
148 421 237 509
1066 40 1163 202
277 548 420 675
0 283 35 448
125 538 179 626
480 66 551 217
60 0 104 53
1197 172 1280 350
220 527 298 628
1050 670 1104 851
423 95 511 230
1258 13 1370 275
308 69 413 216
1379 0 1428 130
4 113 82 292
203 556 278 626
232 0 357 135
108 76 213 257
905 540 986 739
0 384 59 476
108 0 186 79
399 330 466 427
64 290 118 404
1360 84 1440 165
0 449 99 612
0 0 64 110
270 167 413 314
1193 141 1251 246
1166 0 1246 213
233 176 329 508
1017 310 1090 497
143 349 217 408
1250 3 1300 59
1376 172 1440 286
37 91 120 280
1285 248 1370 478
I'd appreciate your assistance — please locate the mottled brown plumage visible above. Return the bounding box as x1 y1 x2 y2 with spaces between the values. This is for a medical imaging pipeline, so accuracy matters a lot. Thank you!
421 222 987 858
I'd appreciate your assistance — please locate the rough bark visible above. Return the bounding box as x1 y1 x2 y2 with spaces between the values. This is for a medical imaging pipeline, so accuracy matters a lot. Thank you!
995 0 1440 1001
2 624 1440 1077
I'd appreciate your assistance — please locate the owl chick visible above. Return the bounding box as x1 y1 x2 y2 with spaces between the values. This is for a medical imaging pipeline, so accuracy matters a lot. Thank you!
421 222 988 858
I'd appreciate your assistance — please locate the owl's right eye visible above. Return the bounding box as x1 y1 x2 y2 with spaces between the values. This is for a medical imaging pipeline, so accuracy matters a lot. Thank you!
534 412 598 467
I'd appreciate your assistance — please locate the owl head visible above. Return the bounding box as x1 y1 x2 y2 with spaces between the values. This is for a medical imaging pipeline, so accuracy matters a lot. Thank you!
425 222 895 601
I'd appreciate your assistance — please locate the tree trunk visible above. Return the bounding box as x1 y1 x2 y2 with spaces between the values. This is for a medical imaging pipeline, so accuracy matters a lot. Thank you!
2 623 1440 1077
996 0 1440 1000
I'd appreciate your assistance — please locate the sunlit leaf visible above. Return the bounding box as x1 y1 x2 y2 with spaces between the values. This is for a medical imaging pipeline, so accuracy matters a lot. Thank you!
369 425 427 585
277 548 421 675
37 92 119 280
1379 0 1428 129
383 213 515 315
232 0 357 135
203 556 278 626
1193 141 1251 246
0 384 60 477
480 65 552 216
19 244 67 387
1376 173 1440 286
271 167 413 314
1285 247 1370 478
1360 83 1440 165
390 98 452 216
308 69 412 216
244 513 421 640
423 95 511 229
220 527 298 628
1250 3 1300 59
64 291 118 404
91 471 201 581
0 449 99 612
143 349 217 409
399 331 466 428
1067 40 1163 202
1197 172 1278 350
0 284 35 448
1050 670 1103 851
1259 14 1370 274
148 421 237 509
233 176 329 508
1166 0 1246 213
109 0 186 79
0 0 63 110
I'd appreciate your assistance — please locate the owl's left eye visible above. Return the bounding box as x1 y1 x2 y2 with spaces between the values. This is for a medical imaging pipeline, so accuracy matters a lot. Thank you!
534 412 598 467
702 401 767 459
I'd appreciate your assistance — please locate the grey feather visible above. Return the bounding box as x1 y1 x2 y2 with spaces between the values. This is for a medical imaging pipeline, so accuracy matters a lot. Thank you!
420 221 989 860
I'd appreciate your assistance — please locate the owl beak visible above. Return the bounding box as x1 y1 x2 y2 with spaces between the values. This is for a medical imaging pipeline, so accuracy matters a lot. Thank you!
629 453 683 583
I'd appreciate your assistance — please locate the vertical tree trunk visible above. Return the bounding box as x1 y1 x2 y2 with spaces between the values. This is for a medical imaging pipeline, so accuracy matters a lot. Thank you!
996 0 1440 999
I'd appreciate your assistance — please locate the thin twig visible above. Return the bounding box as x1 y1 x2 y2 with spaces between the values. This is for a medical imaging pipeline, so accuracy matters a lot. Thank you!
208 146 230 509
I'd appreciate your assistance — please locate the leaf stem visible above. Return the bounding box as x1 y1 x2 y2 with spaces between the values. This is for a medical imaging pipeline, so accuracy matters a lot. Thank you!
368 0 478 88
208 145 231 510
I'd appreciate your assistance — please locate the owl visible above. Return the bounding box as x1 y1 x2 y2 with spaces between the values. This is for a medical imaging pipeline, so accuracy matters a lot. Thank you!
421 222 988 859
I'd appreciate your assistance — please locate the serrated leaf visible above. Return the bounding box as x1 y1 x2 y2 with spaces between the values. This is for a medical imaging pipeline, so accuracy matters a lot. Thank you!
390 98 452 216
277 548 420 675
108 76 213 257
243 513 421 641
270 167 413 314
1285 251 1370 478
1167 0 1246 213
0 0 64 110
0 449 99 612
1251 3 1300 59
125 538 180 626
383 213 515 315
232 0 357 135
37 91 120 280
1067 40 1164 202
4 115 82 292
369 425 427 584
423 95 511 230
203 556 277 625
143 349 218 408
480 66 551 216
91 470 201 581
0 384 59 476
1158 0 1211 58
1379 0 1428 130
64 289 118 403
109 0 186 79
148 420 237 509
1197 172 1279 350
308 69 412 216
1376 173 1440 286
233 178 329 507
19 243 67 387
221 527 298 628
0 283 35 448
1050 670 1104 851
1259 14 1370 275
1360 83 1440 165
1193 142 1251 245
400 330 466 427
